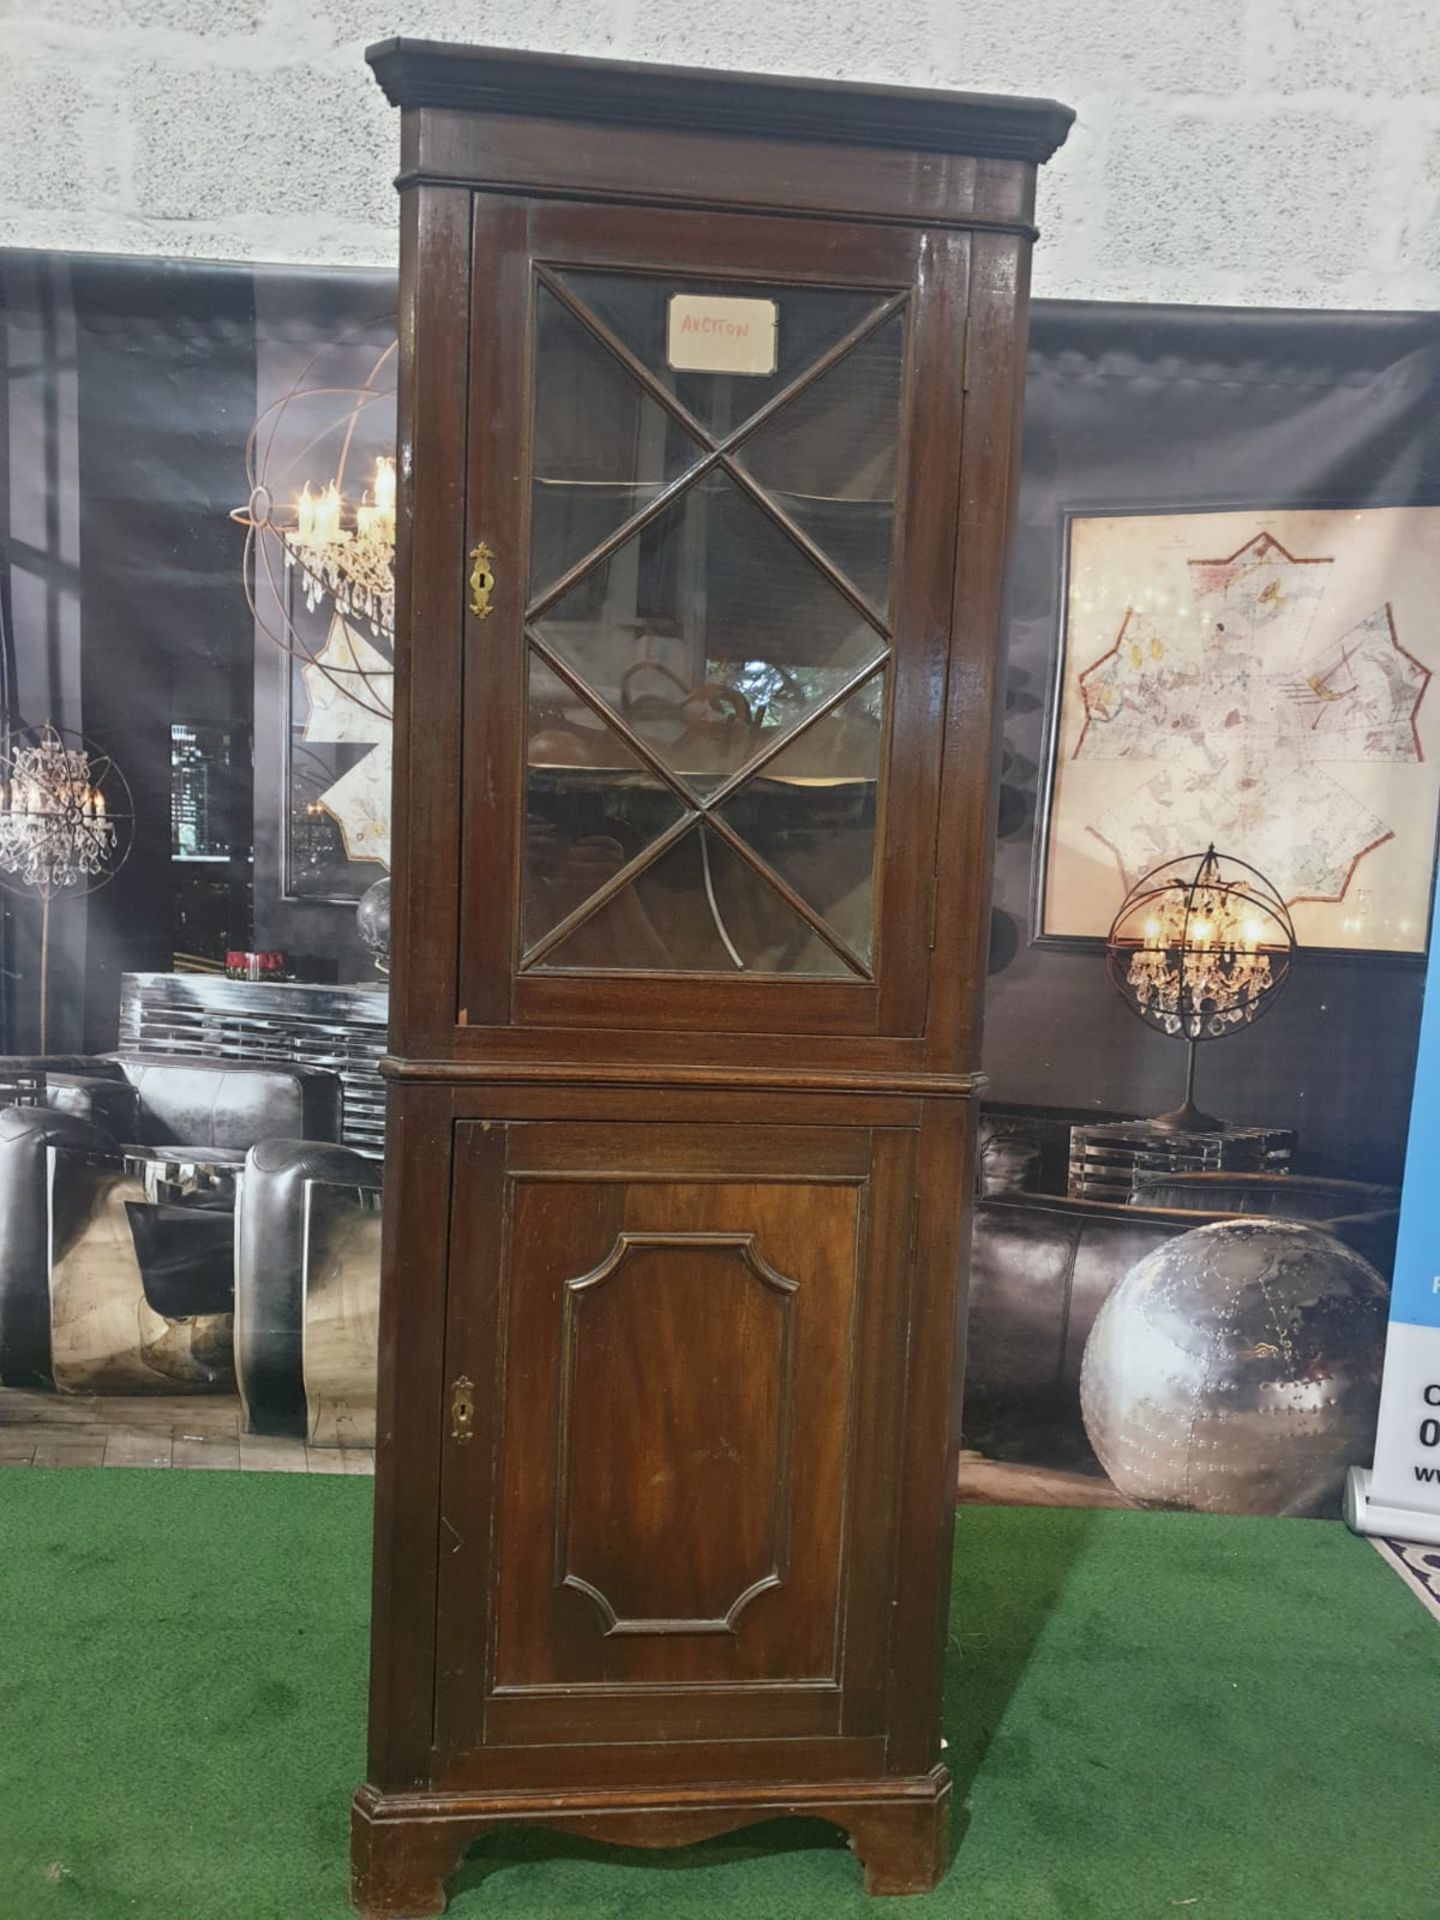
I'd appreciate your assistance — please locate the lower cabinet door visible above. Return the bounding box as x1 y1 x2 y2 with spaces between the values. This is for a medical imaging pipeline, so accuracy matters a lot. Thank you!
433 1115 918 1774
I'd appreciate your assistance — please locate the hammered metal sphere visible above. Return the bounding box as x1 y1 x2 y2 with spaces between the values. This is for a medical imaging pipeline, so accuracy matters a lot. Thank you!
1080 1221 1387 1516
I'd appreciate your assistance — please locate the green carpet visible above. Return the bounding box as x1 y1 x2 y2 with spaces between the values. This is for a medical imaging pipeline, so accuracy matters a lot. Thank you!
0 1471 1435 1920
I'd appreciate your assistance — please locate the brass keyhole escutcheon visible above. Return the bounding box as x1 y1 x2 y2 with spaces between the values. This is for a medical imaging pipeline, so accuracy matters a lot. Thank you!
450 1375 476 1443
468 542 496 621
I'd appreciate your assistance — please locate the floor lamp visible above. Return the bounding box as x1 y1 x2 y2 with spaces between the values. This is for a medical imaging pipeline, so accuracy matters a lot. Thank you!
0 722 132 1051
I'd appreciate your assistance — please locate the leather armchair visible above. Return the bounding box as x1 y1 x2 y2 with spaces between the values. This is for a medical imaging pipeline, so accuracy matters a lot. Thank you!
0 1057 345 1392
234 1139 382 1444
0 1054 125 1083
41 1053 341 1147
0 1107 115 1388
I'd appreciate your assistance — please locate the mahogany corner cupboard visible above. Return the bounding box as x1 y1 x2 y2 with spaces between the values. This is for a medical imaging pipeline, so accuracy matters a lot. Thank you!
354 39 1070 1917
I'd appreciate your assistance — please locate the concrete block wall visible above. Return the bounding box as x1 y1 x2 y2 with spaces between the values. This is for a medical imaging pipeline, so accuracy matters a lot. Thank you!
0 0 1436 307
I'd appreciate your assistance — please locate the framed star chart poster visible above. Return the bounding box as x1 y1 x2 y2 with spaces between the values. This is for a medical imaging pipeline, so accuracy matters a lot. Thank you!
1036 506 1440 955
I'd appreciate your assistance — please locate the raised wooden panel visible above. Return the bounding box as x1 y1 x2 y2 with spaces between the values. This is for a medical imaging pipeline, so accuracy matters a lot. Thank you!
557 1232 798 1636
494 1173 856 1695
432 1114 921 1761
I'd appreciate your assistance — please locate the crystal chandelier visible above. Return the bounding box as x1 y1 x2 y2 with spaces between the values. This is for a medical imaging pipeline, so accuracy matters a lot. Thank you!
0 725 118 892
280 454 396 639
1105 846 1296 1131
1125 881 1273 1038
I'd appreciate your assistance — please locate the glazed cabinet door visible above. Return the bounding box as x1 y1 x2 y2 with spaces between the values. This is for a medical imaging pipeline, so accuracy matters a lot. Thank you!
431 1114 918 1783
457 199 970 1039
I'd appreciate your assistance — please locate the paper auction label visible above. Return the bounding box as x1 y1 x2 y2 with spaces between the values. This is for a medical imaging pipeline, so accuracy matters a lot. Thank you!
666 294 778 376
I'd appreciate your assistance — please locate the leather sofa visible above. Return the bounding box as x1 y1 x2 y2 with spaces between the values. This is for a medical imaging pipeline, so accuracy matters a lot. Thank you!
235 1138 382 1443
0 1055 344 1391
1129 1172 1399 1275
966 1189 1224 1466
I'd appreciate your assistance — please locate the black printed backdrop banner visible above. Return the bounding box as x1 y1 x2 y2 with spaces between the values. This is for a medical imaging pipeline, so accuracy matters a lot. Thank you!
990 303 1440 1187
0 252 394 1056
3 255 1438 1178
0 252 258 1050
3 253 1438 1514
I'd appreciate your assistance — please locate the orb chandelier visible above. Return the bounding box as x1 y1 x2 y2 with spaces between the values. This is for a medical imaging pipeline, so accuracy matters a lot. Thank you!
230 323 397 723
1105 845 1296 1132
0 721 133 1048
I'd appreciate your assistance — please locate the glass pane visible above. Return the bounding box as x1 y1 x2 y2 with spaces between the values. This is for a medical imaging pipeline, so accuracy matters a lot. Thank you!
717 671 884 967
556 270 890 440
532 469 887 799
534 823 858 975
736 313 904 614
530 286 706 596
523 655 689 951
